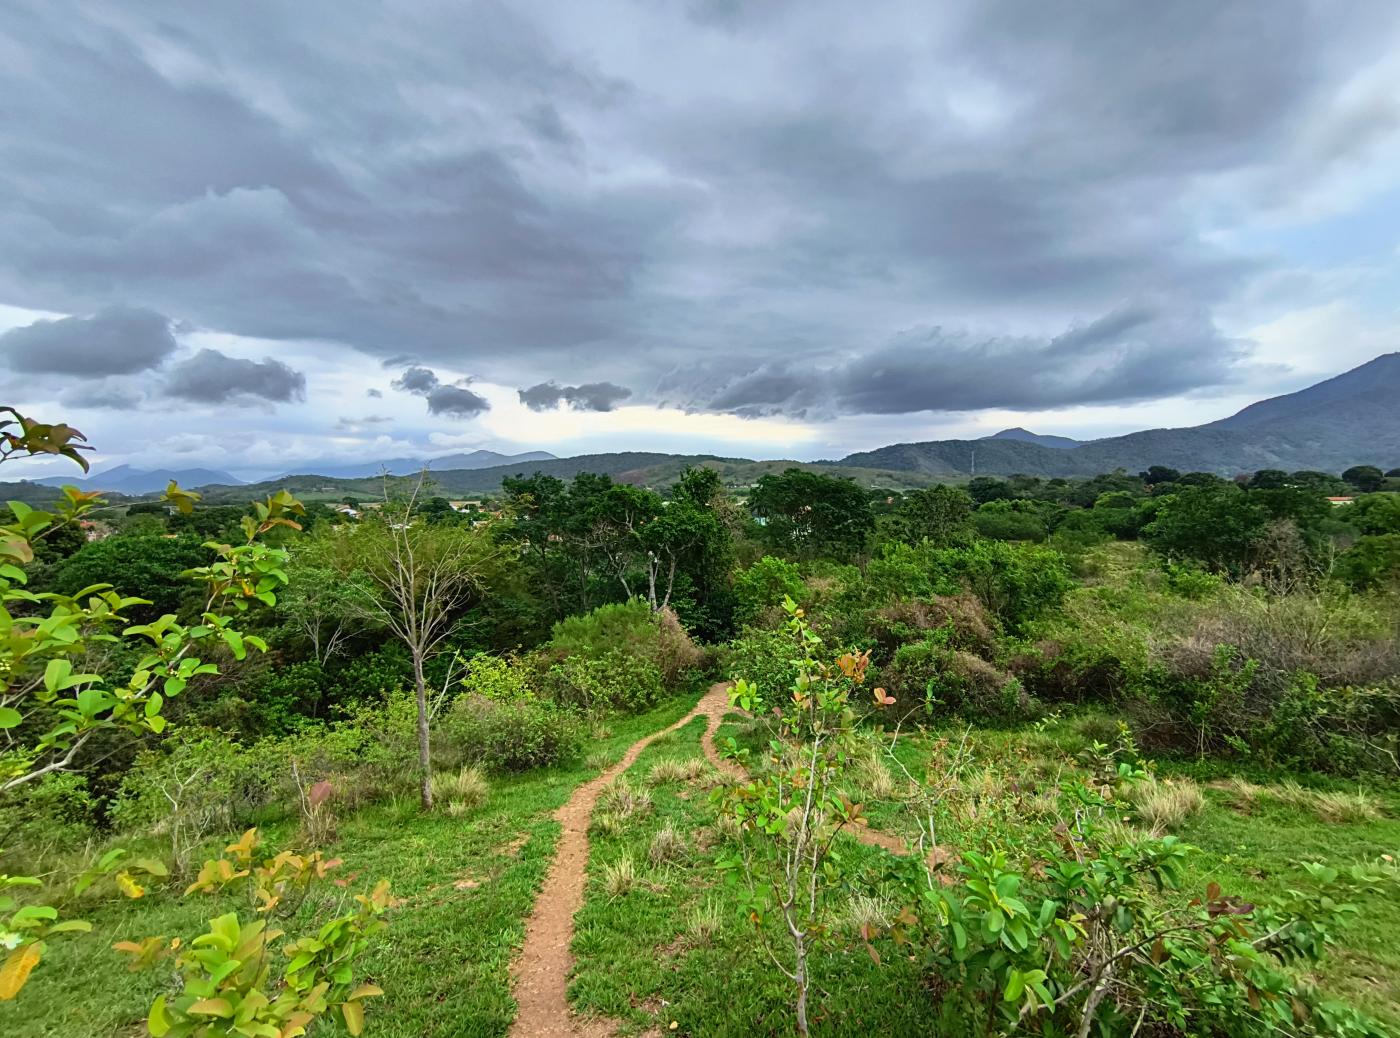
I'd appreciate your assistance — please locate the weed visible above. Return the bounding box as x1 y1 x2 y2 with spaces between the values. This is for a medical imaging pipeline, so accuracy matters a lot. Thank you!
591 811 625 838
647 758 705 786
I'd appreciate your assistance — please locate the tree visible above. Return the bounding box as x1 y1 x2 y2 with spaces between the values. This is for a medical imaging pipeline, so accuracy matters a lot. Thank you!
966 476 1013 505
1336 533 1400 590
748 469 874 561
1141 485 1269 576
326 479 496 809
48 533 210 619
887 484 974 546
1349 493 1400 536
1343 465 1385 493
1139 465 1181 485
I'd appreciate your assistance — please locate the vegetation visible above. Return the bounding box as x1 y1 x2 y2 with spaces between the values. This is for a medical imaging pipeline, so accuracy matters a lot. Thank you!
3 404 1399 1035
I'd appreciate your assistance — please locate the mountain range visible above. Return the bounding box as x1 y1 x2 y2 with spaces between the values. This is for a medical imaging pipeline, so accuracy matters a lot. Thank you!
841 353 1400 478
8 354 1400 503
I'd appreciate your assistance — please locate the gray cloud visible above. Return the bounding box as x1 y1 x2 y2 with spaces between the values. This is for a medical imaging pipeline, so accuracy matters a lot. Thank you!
426 384 490 418
710 303 1250 415
366 388 383 398
0 306 177 377
164 349 307 403
519 380 633 412
60 379 146 410
392 366 440 394
0 0 1396 421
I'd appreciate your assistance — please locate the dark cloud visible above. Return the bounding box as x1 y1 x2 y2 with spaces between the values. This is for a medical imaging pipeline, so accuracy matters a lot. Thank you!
0 0 1396 419
426 385 490 418
366 388 384 398
519 380 632 412
710 303 1250 415
164 349 306 403
0 306 176 377
392 366 440 394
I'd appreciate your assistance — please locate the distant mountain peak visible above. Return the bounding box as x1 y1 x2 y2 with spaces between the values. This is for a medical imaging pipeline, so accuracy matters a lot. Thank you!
984 427 1081 449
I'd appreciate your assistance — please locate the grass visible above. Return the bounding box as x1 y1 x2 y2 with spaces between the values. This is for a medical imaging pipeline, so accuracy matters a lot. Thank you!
12 688 1396 1036
568 715 938 1036
1 693 705 1038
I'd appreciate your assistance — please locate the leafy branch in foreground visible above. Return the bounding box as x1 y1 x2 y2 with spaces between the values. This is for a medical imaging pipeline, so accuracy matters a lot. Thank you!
116 828 394 1037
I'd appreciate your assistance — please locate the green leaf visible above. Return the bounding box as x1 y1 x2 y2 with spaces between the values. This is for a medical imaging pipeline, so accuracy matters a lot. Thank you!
0 707 21 729
147 995 170 1037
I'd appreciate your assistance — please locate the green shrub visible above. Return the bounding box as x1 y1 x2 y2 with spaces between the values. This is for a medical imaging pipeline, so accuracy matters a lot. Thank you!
733 556 806 627
882 636 1031 722
0 773 96 871
720 627 803 697
542 649 667 713
927 540 1073 631
440 694 585 772
547 599 701 689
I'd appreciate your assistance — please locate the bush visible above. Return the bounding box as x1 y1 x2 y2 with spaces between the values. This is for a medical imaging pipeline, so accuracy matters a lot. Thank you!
440 694 584 772
547 599 701 689
927 540 1074 631
882 636 1031 722
110 728 278 871
542 649 667 713
733 556 806 627
0 773 96 870
720 627 803 697
868 594 997 662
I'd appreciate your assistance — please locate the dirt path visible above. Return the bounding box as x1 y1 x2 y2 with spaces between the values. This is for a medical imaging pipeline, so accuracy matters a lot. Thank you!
508 683 734 1037
507 681 914 1037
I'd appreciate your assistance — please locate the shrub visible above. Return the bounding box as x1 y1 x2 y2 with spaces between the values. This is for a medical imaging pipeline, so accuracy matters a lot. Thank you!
927 540 1074 631
868 594 997 662
883 638 1031 722
720 627 804 698
440 694 584 772
547 599 701 692
0 773 96 871
110 729 277 873
542 649 667 713
733 555 806 627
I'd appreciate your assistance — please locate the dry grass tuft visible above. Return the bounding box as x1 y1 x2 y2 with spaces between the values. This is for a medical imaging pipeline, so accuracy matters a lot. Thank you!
601 854 638 898
1124 777 1204 832
648 822 690 867
1311 789 1381 824
590 811 625 838
647 757 707 786
1210 776 1265 811
686 898 723 945
837 893 894 936
598 779 653 819
431 766 488 812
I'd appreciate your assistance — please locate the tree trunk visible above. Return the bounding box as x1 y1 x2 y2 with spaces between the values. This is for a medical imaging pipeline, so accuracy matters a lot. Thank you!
794 933 809 1037
412 651 433 810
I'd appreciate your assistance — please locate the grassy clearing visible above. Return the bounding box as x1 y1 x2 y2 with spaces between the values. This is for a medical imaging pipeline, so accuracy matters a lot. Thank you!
568 715 938 1036
2 694 703 1038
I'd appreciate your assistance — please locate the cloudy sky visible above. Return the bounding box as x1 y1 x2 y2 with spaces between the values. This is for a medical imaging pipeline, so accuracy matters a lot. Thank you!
2 0 1399 480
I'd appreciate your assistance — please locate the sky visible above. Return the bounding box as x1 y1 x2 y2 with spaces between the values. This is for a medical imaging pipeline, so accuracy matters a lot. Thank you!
2 0 1399 481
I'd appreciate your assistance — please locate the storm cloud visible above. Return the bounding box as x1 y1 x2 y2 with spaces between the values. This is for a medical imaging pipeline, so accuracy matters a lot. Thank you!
519 380 633 412
1 0 1398 427
0 307 177 377
164 349 307 404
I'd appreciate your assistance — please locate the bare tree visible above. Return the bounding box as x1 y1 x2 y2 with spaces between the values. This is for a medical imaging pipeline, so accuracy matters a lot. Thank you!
331 474 494 809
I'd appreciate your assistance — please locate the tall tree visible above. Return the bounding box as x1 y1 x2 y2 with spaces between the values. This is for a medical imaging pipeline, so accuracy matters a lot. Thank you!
748 468 874 561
